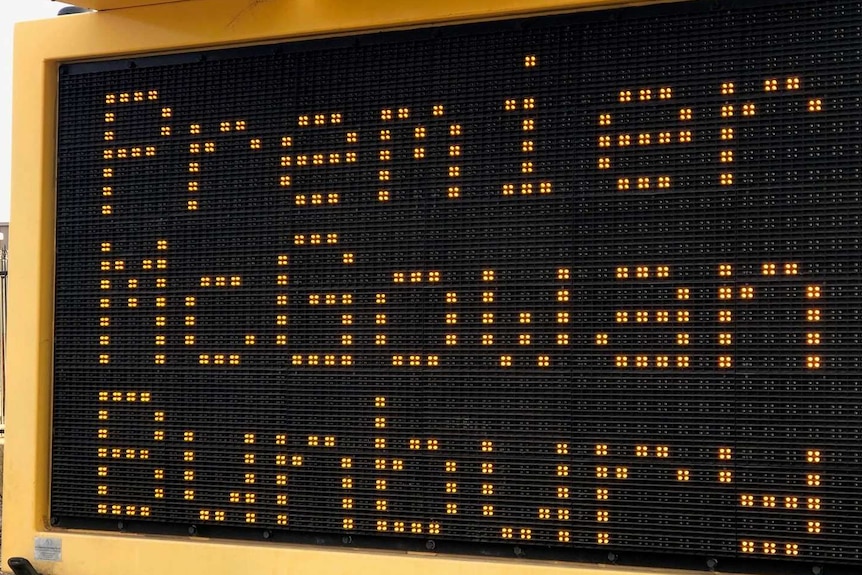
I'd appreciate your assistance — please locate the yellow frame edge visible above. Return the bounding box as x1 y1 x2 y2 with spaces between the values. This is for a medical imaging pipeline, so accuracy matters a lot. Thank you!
65 0 190 11
5 1 707 574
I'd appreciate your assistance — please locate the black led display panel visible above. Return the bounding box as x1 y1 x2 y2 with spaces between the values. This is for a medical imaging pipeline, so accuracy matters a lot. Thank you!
53 0 862 570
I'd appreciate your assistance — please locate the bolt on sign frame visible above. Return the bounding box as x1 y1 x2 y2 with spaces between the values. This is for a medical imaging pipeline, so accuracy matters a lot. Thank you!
8 0 862 574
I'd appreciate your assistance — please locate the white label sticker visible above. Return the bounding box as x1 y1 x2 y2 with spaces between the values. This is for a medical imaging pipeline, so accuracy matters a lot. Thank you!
34 536 62 562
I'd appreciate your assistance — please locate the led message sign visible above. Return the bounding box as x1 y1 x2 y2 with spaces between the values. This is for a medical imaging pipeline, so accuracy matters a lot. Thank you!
53 0 862 570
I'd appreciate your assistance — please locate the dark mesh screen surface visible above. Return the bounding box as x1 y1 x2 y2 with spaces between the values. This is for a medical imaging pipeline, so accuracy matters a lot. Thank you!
53 0 862 570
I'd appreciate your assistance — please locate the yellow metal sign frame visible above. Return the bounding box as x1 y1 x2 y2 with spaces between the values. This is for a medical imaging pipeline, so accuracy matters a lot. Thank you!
5 1 709 574
57 0 190 10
